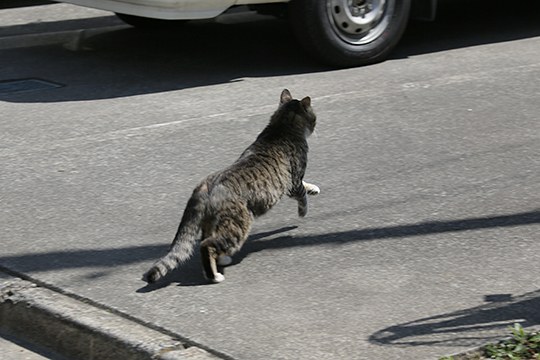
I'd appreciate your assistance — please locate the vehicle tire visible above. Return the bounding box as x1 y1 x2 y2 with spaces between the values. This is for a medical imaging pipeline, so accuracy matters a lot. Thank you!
288 0 411 67
115 13 187 30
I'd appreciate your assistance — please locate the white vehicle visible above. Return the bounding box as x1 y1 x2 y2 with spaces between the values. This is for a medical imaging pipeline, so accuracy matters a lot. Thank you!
56 0 439 67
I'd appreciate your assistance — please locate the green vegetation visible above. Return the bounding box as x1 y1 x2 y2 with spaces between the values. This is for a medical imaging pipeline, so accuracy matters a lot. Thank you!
484 323 540 360
440 323 540 360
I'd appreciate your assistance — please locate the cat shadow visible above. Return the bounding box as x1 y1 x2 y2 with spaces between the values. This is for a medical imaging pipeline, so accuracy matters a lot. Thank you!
136 253 209 291
136 225 297 291
136 208 540 292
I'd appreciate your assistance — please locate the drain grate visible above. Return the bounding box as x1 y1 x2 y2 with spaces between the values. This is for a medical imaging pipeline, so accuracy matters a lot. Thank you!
0 78 63 94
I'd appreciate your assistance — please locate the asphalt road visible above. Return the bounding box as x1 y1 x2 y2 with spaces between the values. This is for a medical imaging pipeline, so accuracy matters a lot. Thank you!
0 332 66 360
1 1 539 359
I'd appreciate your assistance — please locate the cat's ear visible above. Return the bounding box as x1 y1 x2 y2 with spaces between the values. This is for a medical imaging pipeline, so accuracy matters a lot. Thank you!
280 89 293 105
301 96 311 108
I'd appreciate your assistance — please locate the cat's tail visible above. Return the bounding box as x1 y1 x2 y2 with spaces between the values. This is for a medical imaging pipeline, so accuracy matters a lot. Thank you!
143 189 206 283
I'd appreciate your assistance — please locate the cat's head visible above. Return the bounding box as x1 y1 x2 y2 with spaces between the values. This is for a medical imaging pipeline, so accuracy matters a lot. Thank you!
276 89 316 136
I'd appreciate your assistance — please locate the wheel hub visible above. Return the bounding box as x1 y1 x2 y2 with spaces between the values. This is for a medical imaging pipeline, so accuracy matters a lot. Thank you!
328 0 388 41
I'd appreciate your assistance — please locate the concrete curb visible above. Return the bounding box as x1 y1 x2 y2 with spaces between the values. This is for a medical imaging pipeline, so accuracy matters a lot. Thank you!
0 272 223 360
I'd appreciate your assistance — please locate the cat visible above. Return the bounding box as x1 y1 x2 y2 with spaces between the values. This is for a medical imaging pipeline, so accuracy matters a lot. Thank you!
143 89 320 284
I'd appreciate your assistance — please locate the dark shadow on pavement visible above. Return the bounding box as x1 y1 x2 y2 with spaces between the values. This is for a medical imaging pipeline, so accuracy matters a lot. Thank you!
137 225 298 290
0 15 121 37
393 0 540 59
369 289 540 348
1 0 540 103
235 209 540 263
0 15 325 103
1 211 537 287
0 0 54 9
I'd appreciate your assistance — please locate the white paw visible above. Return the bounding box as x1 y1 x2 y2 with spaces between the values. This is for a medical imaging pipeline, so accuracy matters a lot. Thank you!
213 273 225 283
217 255 232 266
303 181 320 196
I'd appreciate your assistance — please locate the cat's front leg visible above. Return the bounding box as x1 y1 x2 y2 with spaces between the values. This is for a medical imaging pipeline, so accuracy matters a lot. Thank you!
290 182 311 217
297 192 308 217
303 181 320 196
292 183 308 217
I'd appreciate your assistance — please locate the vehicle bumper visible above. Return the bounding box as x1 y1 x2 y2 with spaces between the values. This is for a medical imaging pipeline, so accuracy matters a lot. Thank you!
60 0 288 19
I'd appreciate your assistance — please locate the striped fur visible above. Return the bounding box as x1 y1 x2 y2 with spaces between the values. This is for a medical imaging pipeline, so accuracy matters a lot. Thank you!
143 89 318 284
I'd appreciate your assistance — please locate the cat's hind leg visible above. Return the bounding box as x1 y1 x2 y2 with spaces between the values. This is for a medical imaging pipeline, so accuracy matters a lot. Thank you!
303 181 320 196
200 205 252 283
200 232 247 283
200 240 225 283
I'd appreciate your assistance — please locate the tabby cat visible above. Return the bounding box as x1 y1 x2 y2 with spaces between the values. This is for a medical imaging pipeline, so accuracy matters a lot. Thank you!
143 89 320 284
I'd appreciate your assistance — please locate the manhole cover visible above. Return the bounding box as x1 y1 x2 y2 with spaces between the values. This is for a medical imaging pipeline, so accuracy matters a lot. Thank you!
0 78 63 94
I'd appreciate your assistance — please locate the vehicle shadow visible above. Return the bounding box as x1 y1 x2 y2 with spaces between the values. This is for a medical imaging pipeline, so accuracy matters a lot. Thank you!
369 289 540 348
0 15 326 103
394 0 540 59
1 0 539 103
